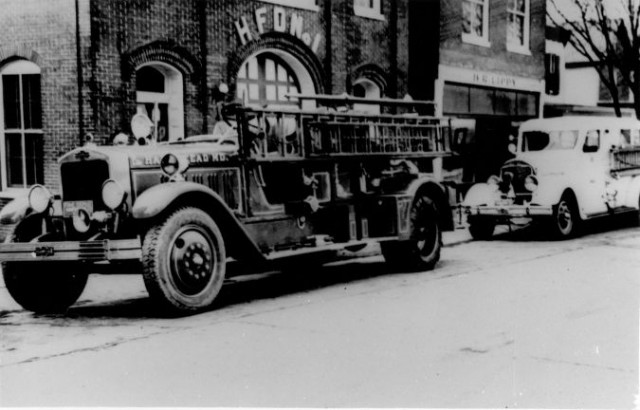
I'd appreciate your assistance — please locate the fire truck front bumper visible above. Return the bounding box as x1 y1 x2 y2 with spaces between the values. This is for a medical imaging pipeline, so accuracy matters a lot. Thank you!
465 204 553 218
0 238 142 263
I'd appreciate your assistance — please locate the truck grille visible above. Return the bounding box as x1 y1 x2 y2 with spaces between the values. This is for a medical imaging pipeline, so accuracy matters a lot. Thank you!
500 160 534 204
60 160 110 206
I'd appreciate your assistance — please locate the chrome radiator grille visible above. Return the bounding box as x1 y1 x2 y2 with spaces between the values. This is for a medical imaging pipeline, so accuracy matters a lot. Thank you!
500 161 535 203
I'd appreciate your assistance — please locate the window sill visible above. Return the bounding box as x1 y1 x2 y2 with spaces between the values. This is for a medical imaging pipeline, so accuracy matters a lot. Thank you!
507 44 531 55
461 34 491 48
353 8 385 21
258 0 319 12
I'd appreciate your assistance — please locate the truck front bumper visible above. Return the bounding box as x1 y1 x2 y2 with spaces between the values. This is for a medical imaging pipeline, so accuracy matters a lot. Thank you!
465 204 553 218
0 238 142 263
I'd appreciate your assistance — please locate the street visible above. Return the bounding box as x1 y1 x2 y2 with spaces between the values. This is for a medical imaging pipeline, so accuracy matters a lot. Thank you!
0 220 638 408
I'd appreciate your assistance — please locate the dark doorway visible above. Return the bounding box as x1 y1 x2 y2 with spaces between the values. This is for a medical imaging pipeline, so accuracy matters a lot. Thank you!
472 118 516 182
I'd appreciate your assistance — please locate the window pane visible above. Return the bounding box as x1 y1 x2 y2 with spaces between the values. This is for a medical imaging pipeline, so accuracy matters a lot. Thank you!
236 83 248 101
2 75 21 129
5 133 24 187
249 84 259 100
248 58 258 79
265 59 276 81
462 1 483 36
508 14 524 46
25 133 43 185
443 83 469 114
277 64 288 81
470 87 493 114
22 74 42 129
517 92 538 117
238 63 247 79
136 66 165 93
278 85 288 101
266 85 277 101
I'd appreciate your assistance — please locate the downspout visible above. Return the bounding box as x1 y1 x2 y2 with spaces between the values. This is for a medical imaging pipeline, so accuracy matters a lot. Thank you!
75 0 85 145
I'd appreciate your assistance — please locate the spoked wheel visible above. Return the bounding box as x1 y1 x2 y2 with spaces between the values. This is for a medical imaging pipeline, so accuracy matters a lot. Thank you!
550 194 580 238
2 218 88 314
142 207 226 314
381 194 441 271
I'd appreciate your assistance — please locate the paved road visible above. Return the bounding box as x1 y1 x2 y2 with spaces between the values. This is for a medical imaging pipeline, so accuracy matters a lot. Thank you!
0 221 638 407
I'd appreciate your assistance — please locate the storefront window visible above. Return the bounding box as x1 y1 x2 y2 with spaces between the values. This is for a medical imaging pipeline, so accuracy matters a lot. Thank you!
237 53 301 108
443 82 539 118
0 60 43 190
135 63 184 142
462 0 489 46
507 0 530 53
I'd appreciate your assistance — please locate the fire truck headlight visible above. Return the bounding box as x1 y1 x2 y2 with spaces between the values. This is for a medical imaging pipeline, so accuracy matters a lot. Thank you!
28 185 52 214
161 154 180 177
524 175 539 192
102 179 126 210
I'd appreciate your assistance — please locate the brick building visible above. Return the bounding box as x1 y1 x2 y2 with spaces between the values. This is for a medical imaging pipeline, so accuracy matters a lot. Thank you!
0 0 409 206
409 0 547 183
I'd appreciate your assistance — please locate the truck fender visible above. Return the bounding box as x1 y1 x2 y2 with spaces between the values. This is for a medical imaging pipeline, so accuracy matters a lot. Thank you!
405 177 454 231
461 183 498 207
623 175 640 209
0 196 30 225
132 181 265 262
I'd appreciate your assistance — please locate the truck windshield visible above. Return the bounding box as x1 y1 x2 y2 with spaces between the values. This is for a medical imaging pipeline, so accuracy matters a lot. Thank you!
521 130 578 151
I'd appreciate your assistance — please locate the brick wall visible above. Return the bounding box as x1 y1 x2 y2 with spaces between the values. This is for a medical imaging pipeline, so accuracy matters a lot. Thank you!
439 0 545 80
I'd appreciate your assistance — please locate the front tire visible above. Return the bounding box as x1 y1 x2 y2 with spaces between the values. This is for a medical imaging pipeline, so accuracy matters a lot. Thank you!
2 219 88 314
468 216 496 240
550 194 580 238
381 194 441 271
142 207 226 314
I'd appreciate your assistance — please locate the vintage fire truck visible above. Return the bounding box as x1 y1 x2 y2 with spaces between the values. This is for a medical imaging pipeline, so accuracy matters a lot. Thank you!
462 116 640 239
0 96 457 314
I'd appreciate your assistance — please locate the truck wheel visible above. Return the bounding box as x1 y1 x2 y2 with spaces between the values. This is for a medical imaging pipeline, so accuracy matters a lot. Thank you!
3 262 88 314
381 195 441 271
550 194 580 238
142 207 226 314
2 222 88 314
468 216 495 240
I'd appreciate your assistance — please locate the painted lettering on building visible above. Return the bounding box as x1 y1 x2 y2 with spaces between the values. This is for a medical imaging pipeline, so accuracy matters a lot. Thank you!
234 6 323 54
472 73 518 88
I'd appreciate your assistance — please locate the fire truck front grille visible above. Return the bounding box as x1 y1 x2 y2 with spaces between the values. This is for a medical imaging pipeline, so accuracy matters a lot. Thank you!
501 161 535 204
60 160 110 206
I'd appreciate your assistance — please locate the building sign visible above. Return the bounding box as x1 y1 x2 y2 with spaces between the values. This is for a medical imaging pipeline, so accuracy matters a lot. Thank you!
471 73 517 89
234 6 323 54
438 65 544 93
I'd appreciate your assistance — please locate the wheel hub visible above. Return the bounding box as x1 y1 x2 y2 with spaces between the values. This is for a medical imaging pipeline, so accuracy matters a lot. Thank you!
170 227 216 295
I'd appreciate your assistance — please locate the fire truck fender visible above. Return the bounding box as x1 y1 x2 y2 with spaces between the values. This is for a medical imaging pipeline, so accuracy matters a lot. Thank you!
0 196 30 225
132 182 265 261
404 177 454 231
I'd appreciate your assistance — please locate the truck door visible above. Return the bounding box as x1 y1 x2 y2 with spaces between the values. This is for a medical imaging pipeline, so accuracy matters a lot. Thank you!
580 129 608 215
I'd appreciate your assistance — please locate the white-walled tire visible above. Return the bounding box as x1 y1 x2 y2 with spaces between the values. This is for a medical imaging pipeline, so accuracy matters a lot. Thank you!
550 194 580 238
142 207 226 314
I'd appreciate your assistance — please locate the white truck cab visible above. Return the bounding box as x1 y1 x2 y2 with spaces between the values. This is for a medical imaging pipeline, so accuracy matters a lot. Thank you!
462 116 640 239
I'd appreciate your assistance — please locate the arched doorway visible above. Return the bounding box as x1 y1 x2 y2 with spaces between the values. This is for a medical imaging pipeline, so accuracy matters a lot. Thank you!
135 63 184 142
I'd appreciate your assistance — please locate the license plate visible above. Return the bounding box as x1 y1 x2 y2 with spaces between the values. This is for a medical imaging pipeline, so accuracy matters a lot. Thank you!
62 200 93 217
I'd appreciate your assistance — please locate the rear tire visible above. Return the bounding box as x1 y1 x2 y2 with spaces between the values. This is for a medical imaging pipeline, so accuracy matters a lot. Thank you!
142 207 226 314
381 194 441 271
468 216 496 240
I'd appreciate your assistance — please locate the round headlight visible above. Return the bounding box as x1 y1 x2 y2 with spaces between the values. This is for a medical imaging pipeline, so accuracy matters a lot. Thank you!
28 185 52 213
161 154 180 176
524 175 539 192
487 175 501 186
102 179 126 210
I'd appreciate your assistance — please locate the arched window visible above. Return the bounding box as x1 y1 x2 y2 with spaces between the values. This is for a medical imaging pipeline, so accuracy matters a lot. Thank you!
236 53 301 108
353 78 382 114
135 63 184 142
0 60 43 190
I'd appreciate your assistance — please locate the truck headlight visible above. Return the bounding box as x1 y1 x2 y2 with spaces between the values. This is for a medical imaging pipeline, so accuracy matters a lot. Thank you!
524 175 538 192
28 185 52 213
101 179 126 210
